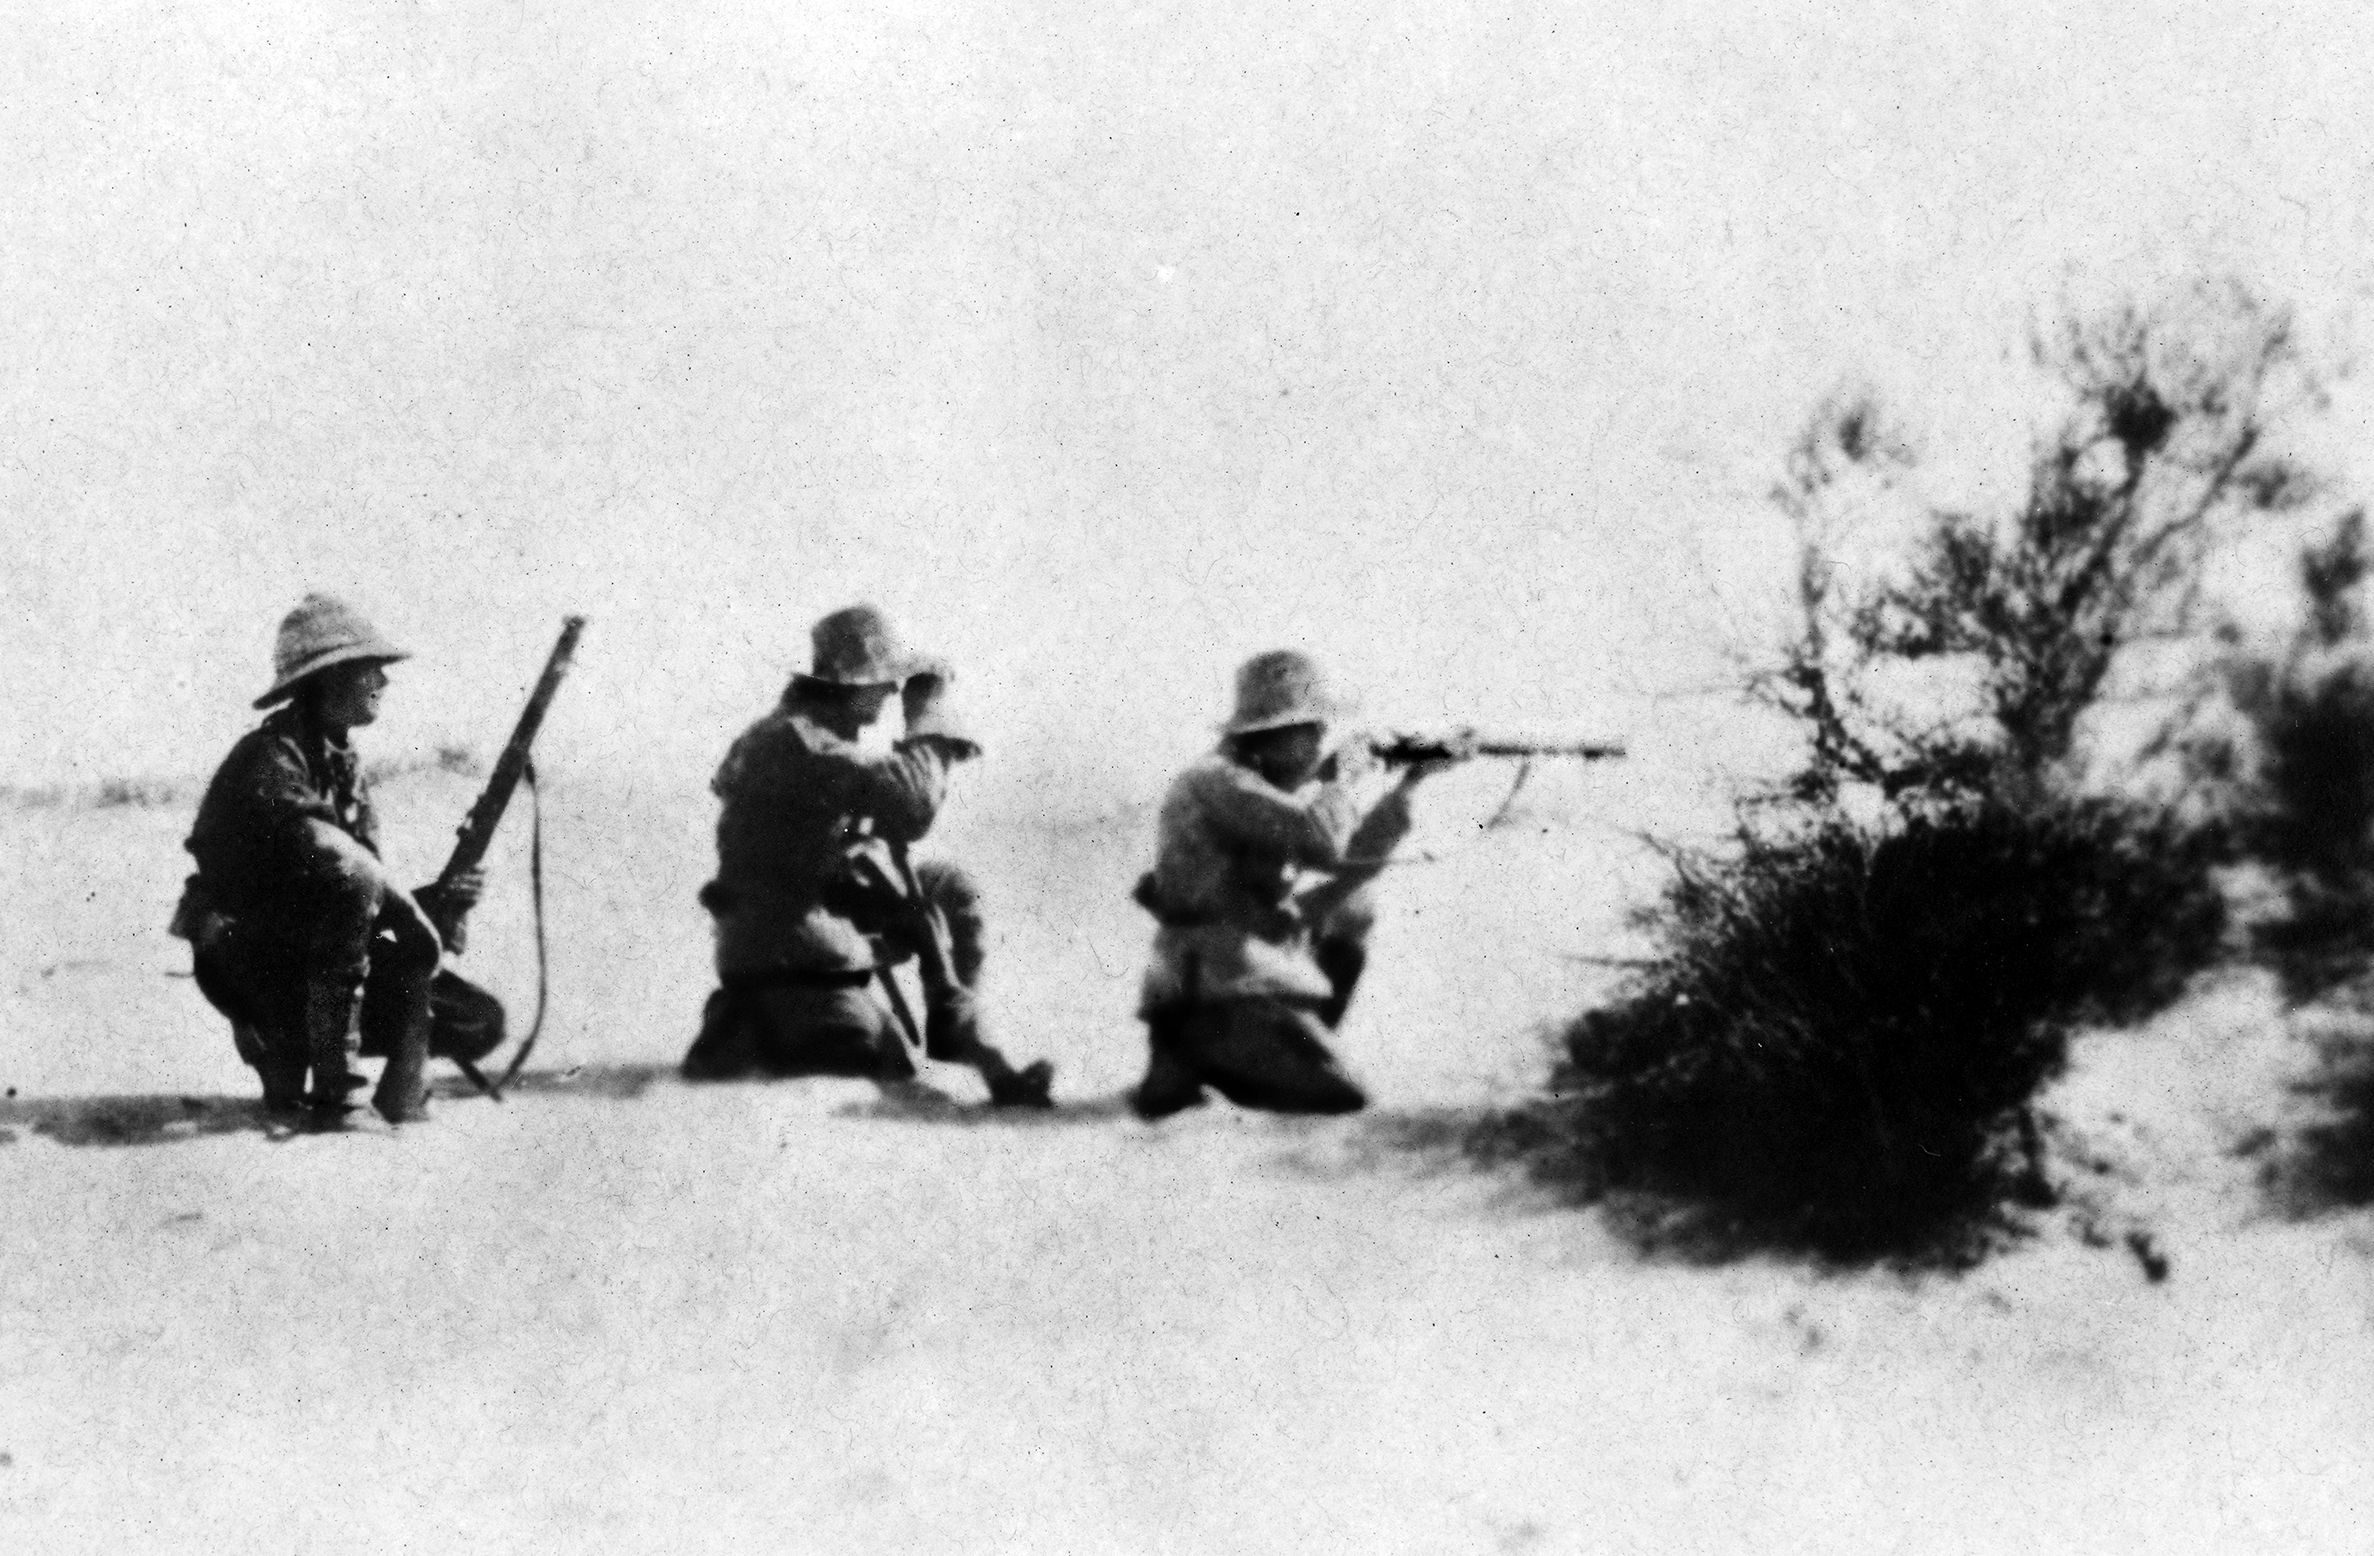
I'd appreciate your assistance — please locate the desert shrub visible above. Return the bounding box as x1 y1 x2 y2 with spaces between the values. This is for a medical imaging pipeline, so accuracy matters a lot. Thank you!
363 744 484 785
2198 514 2374 1002
1761 282 2320 805
1515 284 2311 1258
91 776 185 808
1557 797 2225 1256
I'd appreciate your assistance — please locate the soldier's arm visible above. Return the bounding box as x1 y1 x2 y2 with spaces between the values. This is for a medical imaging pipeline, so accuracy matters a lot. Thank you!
239 737 383 882
245 739 436 939
1196 760 1368 867
846 739 957 844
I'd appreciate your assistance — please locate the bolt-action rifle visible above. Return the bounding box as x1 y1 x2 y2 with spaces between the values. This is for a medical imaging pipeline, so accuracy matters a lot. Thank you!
425 615 588 1098
1370 733 1628 766
845 839 958 1063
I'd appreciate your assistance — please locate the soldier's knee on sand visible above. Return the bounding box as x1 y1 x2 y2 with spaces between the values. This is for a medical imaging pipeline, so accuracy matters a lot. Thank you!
1313 938 1368 1030
1165 1000 1368 1116
1313 887 1378 947
751 984 914 1080
685 981 915 1083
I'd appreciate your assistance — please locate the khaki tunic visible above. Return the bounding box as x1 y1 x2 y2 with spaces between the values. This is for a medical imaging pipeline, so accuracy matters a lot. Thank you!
704 692 957 978
175 703 379 951
1139 750 1411 1009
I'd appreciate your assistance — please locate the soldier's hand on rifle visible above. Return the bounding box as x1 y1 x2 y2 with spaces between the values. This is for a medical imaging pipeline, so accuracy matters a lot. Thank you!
1317 737 1381 785
1396 727 1478 784
413 866 485 955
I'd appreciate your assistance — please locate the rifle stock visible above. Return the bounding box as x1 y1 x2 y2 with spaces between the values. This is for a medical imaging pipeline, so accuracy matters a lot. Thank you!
436 616 587 900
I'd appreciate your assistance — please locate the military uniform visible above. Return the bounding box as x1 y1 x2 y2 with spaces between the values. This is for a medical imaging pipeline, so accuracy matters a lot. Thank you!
1132 651 1420 1119
172 596 477 1123
681 606 1050 1105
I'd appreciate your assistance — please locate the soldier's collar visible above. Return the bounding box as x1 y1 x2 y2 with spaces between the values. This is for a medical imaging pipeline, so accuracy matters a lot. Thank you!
267 700 355 761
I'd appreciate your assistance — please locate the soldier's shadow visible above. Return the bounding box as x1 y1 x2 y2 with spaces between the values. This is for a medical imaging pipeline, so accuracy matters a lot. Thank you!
471 1061 677 1103
485 1064 1137 1126
0 1092 287 1149
836 1082 1139 1128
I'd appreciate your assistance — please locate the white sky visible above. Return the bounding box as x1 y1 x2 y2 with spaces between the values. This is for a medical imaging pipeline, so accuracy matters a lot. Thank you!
5 0 2372 814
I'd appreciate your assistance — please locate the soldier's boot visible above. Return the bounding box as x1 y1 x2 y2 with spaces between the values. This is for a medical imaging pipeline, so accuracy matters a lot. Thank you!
302 978 369 1124
926 985 1054 1108
681 988 761 1081
238 1020 306 1115
985 1059 1056 1109
369 972 436 1126
1129 1009 1208 1122
1314 938 1368 1031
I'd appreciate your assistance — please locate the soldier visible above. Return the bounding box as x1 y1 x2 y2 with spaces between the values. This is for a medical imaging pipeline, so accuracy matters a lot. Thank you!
1130 650 1457 1119
681 604 1054 1106
171 595 483 1126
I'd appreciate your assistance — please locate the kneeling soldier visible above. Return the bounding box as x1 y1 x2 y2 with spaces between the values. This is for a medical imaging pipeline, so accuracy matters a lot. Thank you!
1131 650 1452 1119
682 605 1053 1106
171 596 482 1126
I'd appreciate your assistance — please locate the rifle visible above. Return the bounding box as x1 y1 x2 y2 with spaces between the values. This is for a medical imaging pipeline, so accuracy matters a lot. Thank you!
1370 733 1628 765
846 838 960 1064
428 615 588 1097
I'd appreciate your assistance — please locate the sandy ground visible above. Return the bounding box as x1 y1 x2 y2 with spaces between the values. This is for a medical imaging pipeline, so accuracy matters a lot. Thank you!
4 770 2371 1554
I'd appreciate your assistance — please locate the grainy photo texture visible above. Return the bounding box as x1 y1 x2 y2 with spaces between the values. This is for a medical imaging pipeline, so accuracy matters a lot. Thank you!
4 3 2372 1552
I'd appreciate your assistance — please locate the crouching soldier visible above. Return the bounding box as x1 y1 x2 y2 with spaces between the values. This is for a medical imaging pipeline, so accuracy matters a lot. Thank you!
170 596 485 1126
681 605 1054 1107
1130 650 1455 1120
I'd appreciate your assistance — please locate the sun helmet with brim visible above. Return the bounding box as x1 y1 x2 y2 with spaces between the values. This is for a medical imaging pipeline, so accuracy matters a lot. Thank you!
1219 649 1355 736
253 594 412 709
792 604 933 690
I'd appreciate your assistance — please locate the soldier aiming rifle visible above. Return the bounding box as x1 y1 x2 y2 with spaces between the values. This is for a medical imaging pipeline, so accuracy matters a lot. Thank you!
1129 654 1623 1121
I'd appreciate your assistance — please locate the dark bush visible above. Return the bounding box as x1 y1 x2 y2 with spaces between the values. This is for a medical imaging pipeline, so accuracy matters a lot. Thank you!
1551 797 2226 1257
2246 660 2374 1001
2213 515 2374 1002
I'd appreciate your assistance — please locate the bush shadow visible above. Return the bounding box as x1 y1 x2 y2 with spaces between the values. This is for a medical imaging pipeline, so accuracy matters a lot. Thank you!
1273 1099 2023 1272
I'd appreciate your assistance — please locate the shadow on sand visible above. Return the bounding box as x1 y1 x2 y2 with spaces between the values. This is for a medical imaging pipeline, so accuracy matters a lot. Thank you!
0 1066 1140 1145
488 1061 679 1103
1268 1101 2026 1271
1264 1102 1583 1201
833 1083 1139 1128
0 1092 288 1149
0 1063 685 1148
490 1062 1144 1126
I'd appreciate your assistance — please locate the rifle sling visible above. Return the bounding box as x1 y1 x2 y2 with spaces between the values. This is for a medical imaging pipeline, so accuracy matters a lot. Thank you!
495 759 550 1090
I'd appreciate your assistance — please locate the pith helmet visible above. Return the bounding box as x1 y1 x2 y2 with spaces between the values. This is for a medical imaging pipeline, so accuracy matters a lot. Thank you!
253 594 411 709
1221 649 1352 735
795 604 924 689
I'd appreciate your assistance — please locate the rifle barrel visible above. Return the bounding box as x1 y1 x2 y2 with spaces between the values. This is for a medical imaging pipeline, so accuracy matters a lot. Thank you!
438 616 587 887
1470 740 1626 760
1377 735 1626 762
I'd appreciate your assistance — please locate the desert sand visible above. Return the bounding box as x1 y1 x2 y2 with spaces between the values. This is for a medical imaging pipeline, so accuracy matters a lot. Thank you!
3 764 2368 1554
